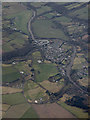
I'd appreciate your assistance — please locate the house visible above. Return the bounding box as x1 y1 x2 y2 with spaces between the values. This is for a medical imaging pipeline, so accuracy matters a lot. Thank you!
37 60 42 64
35 100 38 103
20 71 24 74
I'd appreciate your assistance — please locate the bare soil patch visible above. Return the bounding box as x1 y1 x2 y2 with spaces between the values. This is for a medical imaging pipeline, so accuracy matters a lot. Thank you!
32 103 76 118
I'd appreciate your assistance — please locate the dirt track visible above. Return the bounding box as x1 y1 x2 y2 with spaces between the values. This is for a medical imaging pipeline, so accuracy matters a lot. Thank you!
32 103 76 118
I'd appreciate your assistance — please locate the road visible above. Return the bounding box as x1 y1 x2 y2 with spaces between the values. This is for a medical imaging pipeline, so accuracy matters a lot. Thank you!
28 11 36 41
65 46 88 95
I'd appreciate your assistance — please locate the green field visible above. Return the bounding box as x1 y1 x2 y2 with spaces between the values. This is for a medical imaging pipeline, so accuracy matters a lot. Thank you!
24 80 38 92
57 101 88 118
32 19 68 40
2 93 27 105
30 2 46 7
32 51 58 82
3 32 28 52
69 7 88 20
2 65 20 83
54 16 72 23
37 6 52 15
65 3 84 10
5 10 32 34
21 106 39 118
34 63 58 82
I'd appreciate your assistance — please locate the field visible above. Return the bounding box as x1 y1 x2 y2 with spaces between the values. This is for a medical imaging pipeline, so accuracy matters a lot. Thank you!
77 77 88 87
2 2 32 53
65 3 85 10
21 106 39 118
2 104 10 112
2 86 22 94
15 60 32 76
69 7 88 20
3 103 30 118
3 3 32 34
32 103 75 118
32 19 68 40
36 6 52 15
24 80 38 92
32 51 58 82
40 80 64 93
2 93 27 105
24 81 49 102
72 54 86 70
30 2 46 8
43 12 57 19
3 32 28 53
57 100 88 118
2 65 21 83
54 16 72 23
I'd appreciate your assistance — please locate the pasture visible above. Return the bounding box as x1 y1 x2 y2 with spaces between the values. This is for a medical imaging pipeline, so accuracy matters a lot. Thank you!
40 80 64 93
3 103 30 118
32 51 58 83
30 2 46 8
32 19 68 40
24 86 49 102
2 86 22 94
69 7 88 20
2 65 20 83
37 6 52 15
2 93 27 105
21 106 39 118
3 32 29 53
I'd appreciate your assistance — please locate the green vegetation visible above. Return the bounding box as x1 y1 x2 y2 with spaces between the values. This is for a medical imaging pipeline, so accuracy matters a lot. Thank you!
2 65 20 83
3 32 28 52
54 16 72 23
34 63 58 82
15 60 32 75
32 51 58 82
32 19 68 40
65 3 84 10
24 86 48 101
57 101 88 118
24 80 38 92
37 6 52 15
43 13 55 19
56 2 67 5
2 93 27 105
30 2 46 7
5 10 32 34
69 7 88 20
21 106 39 118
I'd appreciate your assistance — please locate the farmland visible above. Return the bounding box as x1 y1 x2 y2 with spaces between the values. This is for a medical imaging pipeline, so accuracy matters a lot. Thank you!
2 65 21 83
32 51 58 82
32 19 68 40
2 93 27 105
